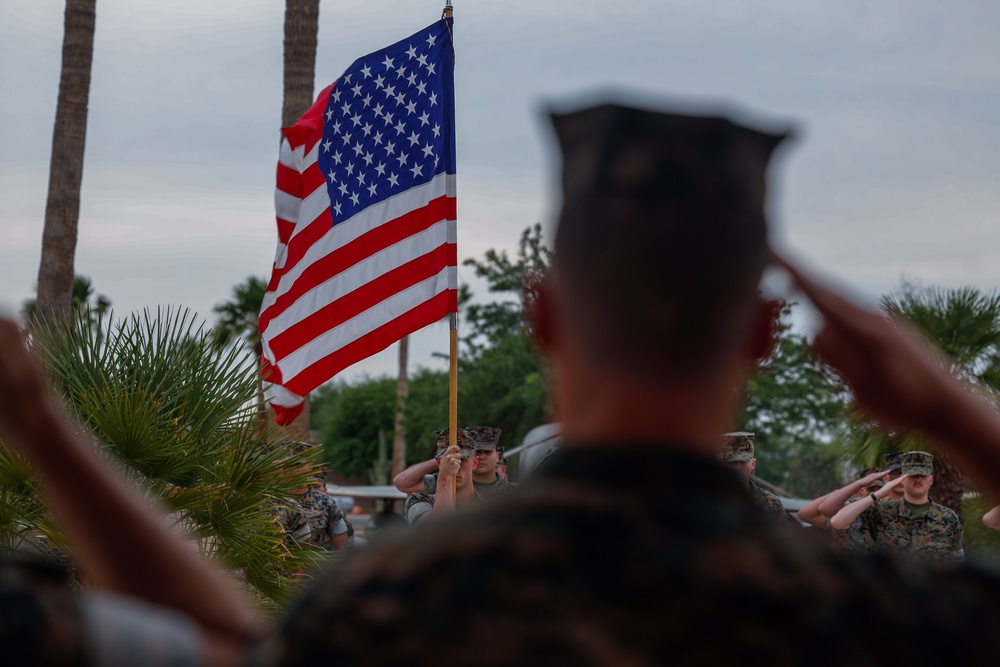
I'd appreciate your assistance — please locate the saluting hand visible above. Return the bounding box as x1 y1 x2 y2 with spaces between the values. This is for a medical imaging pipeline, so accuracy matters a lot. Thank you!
773 252 961 436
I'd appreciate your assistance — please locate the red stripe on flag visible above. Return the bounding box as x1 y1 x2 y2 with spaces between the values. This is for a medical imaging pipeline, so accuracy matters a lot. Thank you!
276 162 301 197
268 244 454 360
300 162 326 197
260 195 454 332
280 83 335 154
276 218 296 245
285 290 454 395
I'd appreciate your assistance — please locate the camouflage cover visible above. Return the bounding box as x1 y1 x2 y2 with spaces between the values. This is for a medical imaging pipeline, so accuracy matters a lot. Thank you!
901 451 934 476
720 431 754 462
434 427 476 459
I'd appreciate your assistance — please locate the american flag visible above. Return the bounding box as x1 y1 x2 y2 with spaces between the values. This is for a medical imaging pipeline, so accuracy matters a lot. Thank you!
260 18 457 425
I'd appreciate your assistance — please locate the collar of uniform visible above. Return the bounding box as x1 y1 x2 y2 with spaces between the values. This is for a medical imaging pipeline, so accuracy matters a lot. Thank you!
530 442 752 509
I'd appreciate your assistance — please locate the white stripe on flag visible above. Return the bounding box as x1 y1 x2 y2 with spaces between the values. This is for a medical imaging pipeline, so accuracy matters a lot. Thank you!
264 218 452 340
275 268 452 382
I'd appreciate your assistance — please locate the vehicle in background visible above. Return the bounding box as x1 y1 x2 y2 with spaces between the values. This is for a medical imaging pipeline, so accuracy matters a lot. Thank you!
505 423 561 480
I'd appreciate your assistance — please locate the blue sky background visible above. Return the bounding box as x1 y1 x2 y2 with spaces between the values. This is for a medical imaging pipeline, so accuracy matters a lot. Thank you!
3 0 999 379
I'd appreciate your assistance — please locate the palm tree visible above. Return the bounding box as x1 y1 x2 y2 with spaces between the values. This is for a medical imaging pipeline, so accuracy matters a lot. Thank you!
846 284 1000 519
213 276 268 424
35 0 97 326
0 307 319 612
23 274 110 327
213 276 267 363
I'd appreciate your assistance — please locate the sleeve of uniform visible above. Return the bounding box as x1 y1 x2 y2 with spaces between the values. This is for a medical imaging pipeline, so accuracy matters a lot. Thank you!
324 495 349 538
950 510 965 561
404 493 435 525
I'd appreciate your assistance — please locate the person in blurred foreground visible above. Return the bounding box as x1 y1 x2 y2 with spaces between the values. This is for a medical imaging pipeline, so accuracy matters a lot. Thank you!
273 100 1000 664
6 98 1000 666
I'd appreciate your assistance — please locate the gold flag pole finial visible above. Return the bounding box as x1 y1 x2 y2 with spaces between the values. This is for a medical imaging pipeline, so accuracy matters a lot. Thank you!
443 2 453 20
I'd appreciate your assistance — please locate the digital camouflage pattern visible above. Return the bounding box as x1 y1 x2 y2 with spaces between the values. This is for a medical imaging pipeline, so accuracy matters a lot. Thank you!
274 445 1000 666
867 498 963 563
403 491 436 525
747 479 787 520
883 452 902 472
466 426 502 452
434 427 476 459
292 488 348 550
268 500 311 544
900 451 934 476
827 497 875 553
720 431 754 462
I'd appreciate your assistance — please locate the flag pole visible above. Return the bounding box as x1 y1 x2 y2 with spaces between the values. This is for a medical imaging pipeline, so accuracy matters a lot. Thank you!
445 0 456 505
449 312 458 503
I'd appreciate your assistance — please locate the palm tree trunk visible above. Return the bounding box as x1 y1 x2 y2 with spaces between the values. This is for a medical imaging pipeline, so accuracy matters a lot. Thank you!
281 0 321 128
36 0 97 326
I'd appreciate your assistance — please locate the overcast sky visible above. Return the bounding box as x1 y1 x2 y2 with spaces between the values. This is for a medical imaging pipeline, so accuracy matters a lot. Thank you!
3 0 999 380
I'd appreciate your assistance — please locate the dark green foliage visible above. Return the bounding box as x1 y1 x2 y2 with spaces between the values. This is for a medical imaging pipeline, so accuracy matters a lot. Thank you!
22 274 111 324
844 284 1000 521
212 276 267 358
0 307 318 613
962 494 1000 566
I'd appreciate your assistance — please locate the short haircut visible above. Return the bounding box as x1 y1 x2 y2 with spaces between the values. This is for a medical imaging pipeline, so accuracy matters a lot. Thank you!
550 101 787 381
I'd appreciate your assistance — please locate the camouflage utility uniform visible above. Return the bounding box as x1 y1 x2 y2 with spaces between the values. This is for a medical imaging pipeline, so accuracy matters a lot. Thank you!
404 488 484 524
828 498 875 553
748 479 785 518
292 488 349 550
268 500 311 544
867 498 963 563
275 445 1000 666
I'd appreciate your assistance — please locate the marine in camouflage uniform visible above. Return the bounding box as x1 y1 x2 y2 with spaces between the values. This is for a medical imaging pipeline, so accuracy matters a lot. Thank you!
827 470 883 553
268 98 1000 666
720 431 787 521
466 425 514 498
292 487 349 551
404 428 479 524
865 451 963 563
275 446 1000 666
268 500 311 545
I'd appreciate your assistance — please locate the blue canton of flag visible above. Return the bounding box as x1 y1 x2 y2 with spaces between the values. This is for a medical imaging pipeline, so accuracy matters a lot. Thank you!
319 20 456 226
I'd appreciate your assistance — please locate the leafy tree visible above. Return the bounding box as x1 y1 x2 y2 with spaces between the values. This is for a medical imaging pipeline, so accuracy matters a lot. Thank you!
740 301 848 497
844 284 1000 519
0 308 318 613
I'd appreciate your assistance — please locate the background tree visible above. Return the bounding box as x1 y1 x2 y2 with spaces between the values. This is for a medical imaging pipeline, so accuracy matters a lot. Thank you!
23 274 110 327
35 0 97 325
212 276 267 362
845 284 1000 521
0 308 318 612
